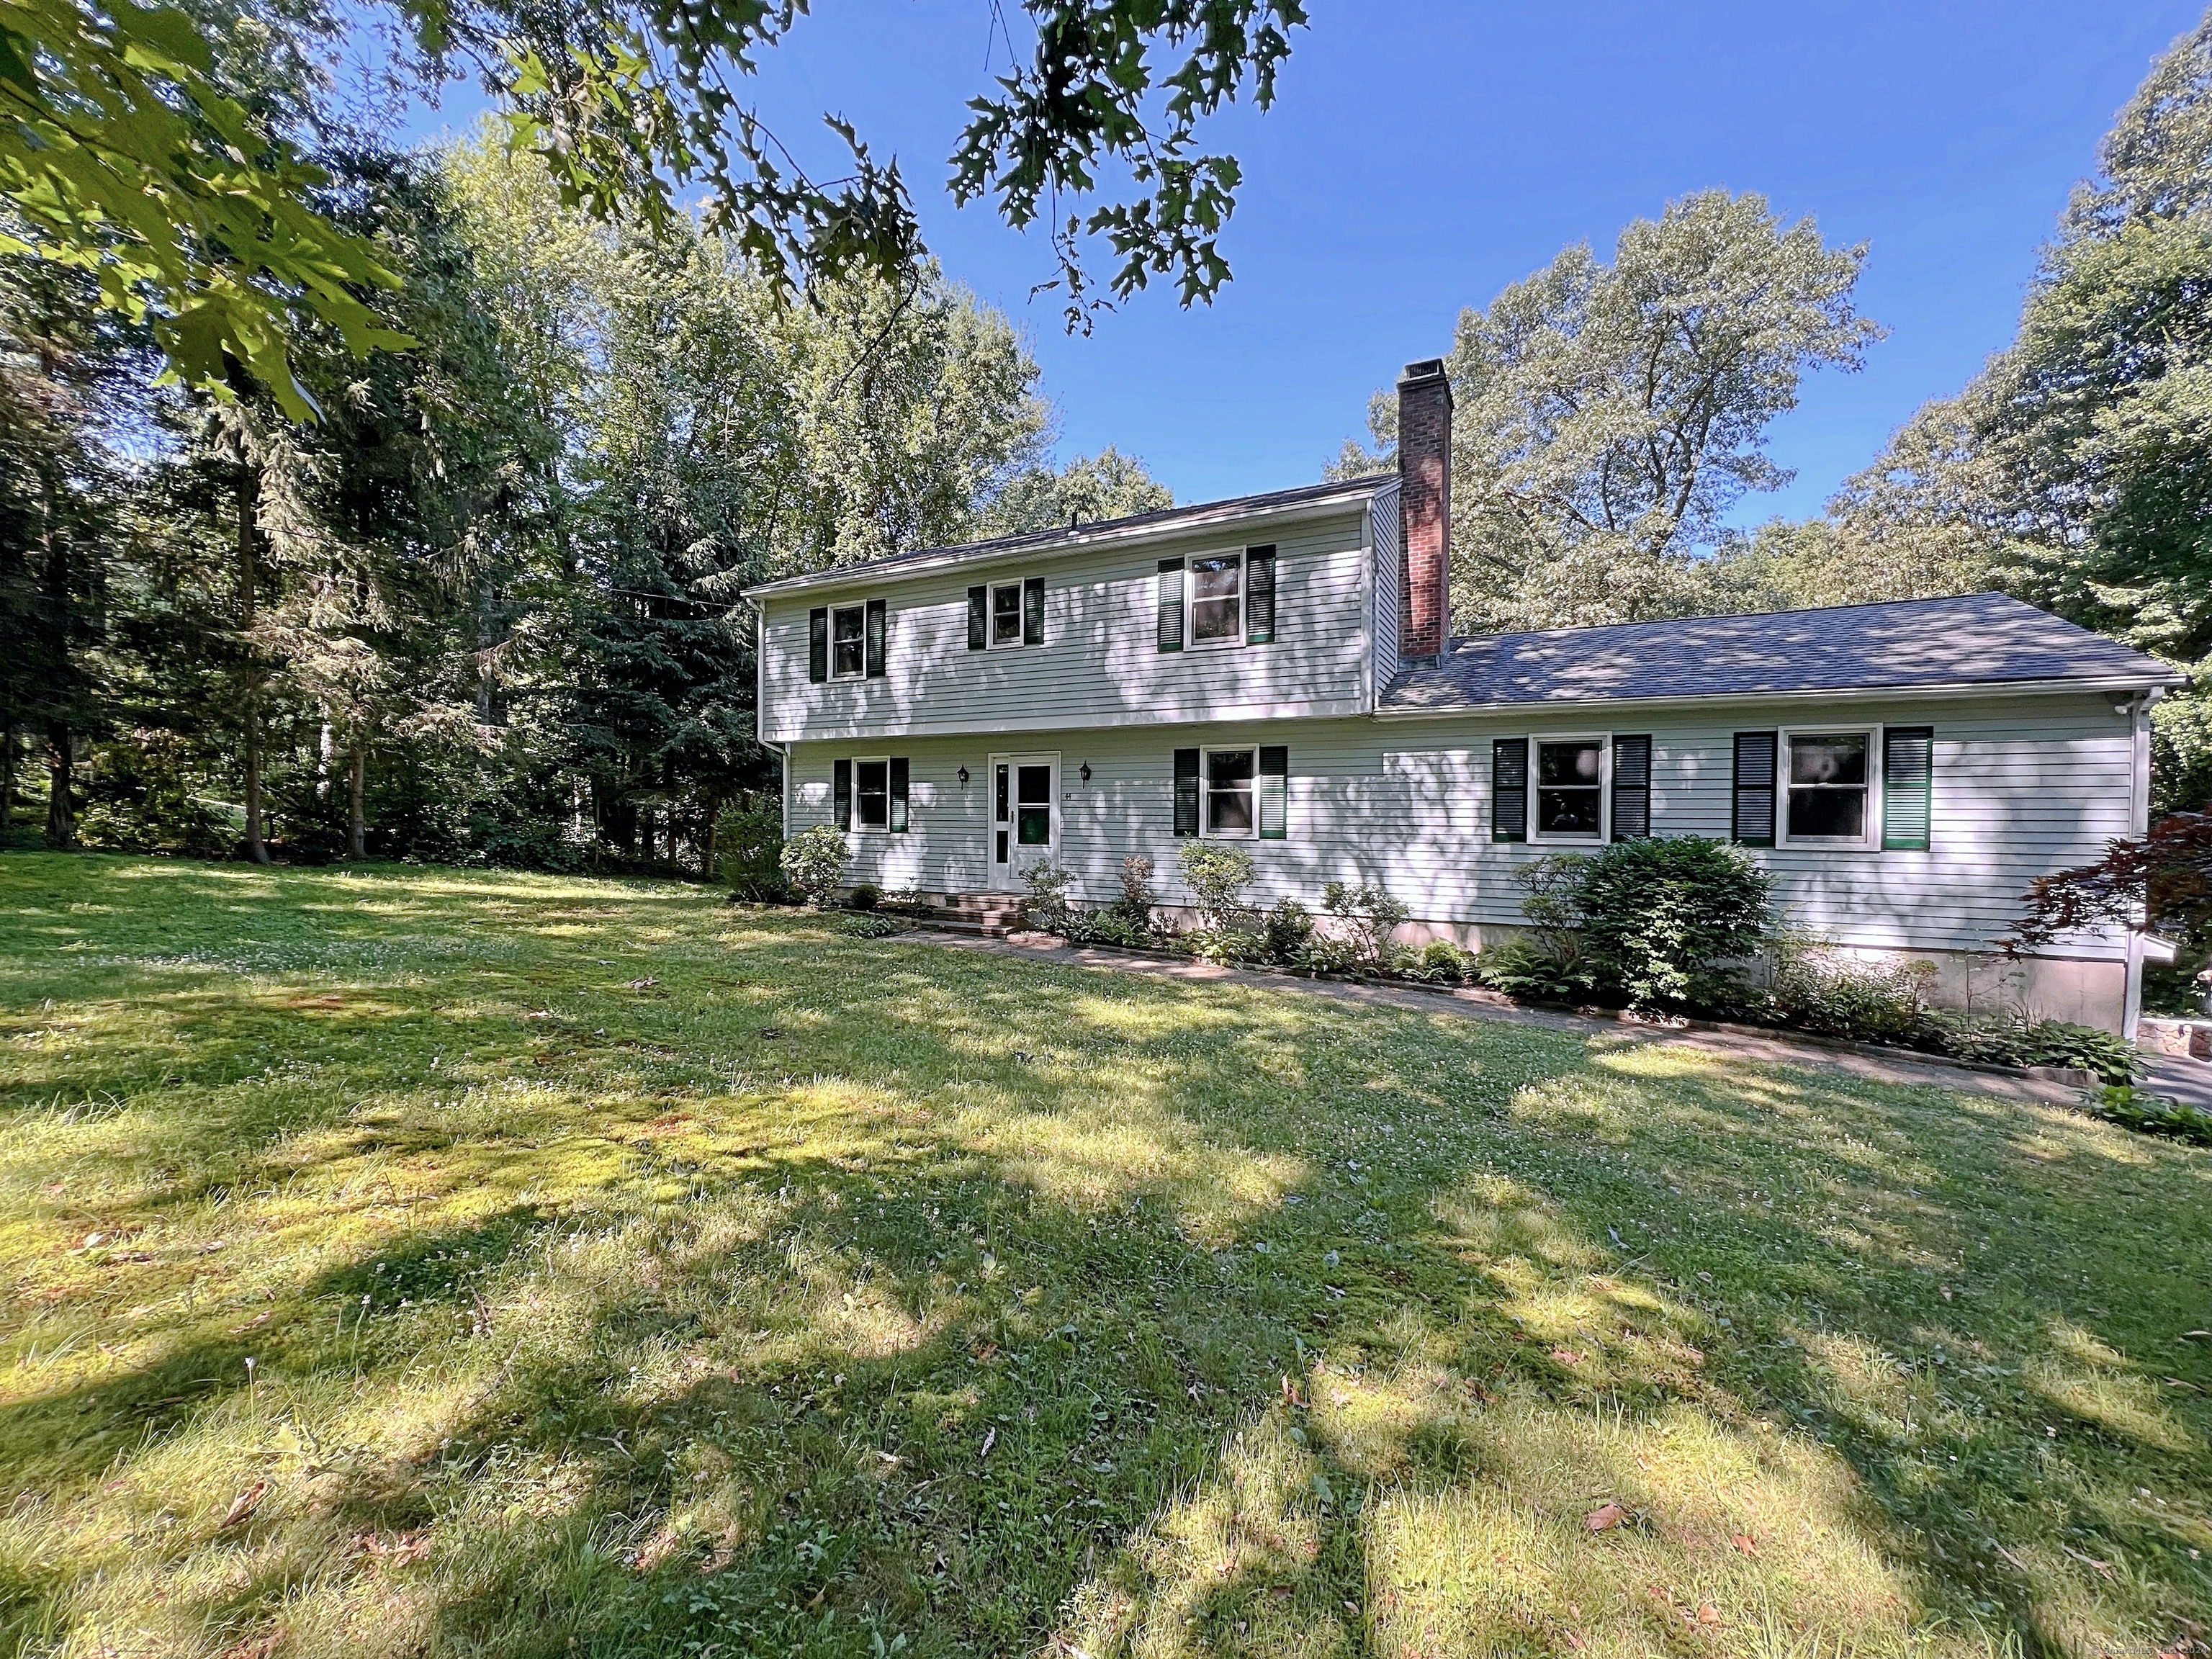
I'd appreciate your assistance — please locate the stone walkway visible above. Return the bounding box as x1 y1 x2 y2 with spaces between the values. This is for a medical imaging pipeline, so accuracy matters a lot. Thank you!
910 928 2088 1107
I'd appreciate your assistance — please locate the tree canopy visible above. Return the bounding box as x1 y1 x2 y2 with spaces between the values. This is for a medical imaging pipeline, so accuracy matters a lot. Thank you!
0 120 1171 870
1337 190 1879 631
2 0 1308 415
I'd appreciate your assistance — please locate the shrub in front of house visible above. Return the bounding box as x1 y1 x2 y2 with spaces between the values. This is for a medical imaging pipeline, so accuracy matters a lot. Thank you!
1177 842 1257 935
847 883 881 912
1261 897 1314 964
1765 931 1942 1044
778 823 849 909
1103 856 1165 943
1018 863 1076 933
1322 880 1412 972
1411 940 1475 984
1570 836 1773 1007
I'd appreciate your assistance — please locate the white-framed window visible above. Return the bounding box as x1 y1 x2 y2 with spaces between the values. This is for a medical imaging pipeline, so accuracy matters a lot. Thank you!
853 756 891 831
830 602 866 678
1188 552 1243 648
1202 746 1256 837
989 581 1025 649
1779 727 1881 848
1531 734 1609 842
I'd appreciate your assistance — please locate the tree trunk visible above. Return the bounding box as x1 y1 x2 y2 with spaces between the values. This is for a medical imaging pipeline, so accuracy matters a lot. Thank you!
347 743 366 860
702 792 721 881
43 721 73 848
238 461 269 865
1 721 15 835
475 575 504 726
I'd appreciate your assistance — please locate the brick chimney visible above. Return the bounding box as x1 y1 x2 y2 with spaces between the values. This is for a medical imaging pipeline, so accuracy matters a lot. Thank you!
1396 357 1452 662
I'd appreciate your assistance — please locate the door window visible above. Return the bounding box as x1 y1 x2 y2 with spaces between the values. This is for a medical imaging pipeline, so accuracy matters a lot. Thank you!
1017 765 1053 845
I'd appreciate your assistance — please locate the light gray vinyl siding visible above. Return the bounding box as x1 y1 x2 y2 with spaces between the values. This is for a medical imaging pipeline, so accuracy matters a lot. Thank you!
785 689 2136 961
759 508 1373 744
1368 483 1400 697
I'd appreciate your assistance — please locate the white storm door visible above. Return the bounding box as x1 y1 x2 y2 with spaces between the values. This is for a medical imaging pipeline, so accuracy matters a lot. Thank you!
989 753 1058 889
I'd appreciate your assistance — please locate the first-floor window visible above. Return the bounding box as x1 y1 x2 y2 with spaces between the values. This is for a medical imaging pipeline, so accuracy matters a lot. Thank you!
832 603 866 678
855 758 889 830
1204 747 1255 836
836 755 907 833
1784 729 1872 843
1534 737 1604 839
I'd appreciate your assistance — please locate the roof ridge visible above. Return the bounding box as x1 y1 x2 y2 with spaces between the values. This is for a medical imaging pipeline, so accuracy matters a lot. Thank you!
1444 590 2026 650
1392 591 2178 711
750 473 1398 595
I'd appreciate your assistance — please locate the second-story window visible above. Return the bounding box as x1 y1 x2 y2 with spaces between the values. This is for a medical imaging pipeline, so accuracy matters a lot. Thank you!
991 582 1024 647
968 577 1046 650
809 598 886 682
1157 546 1274 652
1190 553 1242 647
832 603 866 678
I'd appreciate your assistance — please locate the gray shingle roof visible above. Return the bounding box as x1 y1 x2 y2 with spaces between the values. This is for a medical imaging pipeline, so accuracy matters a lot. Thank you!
744 475 1395 598
1380 593 2182 712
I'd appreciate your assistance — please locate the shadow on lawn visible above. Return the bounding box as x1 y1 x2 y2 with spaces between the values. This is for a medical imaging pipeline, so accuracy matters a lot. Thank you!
1 858 2207 1658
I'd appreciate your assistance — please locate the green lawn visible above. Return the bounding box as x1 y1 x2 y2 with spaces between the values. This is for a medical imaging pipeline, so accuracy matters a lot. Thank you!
1 853 2206 1659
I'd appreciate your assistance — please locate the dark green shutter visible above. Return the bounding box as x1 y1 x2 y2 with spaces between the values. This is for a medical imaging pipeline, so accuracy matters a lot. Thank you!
1491 737 1528 842
966 585 986 650
865 598 886 678
1022 576 1045 645
1158 559 1185 652
1732 732 1777 847
1258 745 1287 839
1245 545 1276 644
1611 735 1652 841
809 607 828 682
832 759 852 832
1173 748 1200 835
889 757 909 834
1882 726 1933 850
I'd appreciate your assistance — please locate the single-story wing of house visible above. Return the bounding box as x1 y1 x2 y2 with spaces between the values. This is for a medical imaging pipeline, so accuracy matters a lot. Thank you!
742 360 2185 1034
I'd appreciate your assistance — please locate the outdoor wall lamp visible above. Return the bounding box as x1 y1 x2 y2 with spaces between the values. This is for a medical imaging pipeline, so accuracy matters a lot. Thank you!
957 765 971 786
1079 763 1092 782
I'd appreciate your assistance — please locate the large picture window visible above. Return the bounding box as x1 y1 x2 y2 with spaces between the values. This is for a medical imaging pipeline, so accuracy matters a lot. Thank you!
1781 729 1876 846
1203 747 1256 837
1189 553 1243 647
1533 737 1606 841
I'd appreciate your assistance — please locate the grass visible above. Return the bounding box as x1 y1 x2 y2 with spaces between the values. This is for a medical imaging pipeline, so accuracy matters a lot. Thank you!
0 852 2206 1659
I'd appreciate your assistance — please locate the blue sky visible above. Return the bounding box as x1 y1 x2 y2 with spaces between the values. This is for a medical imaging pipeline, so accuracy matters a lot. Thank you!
408 1 2203 528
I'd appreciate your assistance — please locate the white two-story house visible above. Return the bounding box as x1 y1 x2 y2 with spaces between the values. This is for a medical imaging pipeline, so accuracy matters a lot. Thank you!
744 360 2182 1034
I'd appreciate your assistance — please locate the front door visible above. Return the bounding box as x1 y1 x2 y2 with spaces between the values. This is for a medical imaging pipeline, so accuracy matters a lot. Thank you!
989 752 1058 890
